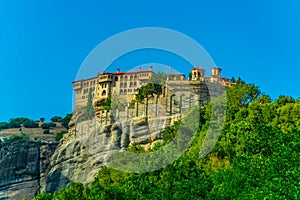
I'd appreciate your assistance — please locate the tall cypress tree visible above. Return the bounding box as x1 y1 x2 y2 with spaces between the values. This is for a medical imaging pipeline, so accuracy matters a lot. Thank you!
86 89 95 119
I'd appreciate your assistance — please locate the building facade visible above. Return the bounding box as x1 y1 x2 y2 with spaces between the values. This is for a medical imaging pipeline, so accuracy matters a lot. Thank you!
72 66 233 109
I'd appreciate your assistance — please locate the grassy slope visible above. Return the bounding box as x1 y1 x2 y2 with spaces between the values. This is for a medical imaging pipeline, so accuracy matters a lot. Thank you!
0 122 67 142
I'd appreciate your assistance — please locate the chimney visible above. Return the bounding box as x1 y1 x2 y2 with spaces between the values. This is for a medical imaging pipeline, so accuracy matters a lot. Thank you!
117 68 120 73
138 67 142 72
150 66 153 71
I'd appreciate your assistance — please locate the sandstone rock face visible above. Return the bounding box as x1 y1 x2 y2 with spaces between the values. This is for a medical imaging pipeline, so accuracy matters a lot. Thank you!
43 114 180 193
0 141 58 200
0 141 40 200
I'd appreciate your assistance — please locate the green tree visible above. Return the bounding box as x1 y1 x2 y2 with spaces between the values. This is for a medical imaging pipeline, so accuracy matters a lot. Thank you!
41 122 56 129
50 116 63 122
0 122 9 130
135 83 162 102
61 114 72 129
23 120 39 128
55 130 68 141
188 72 192 80
86 89 95 119
9 117 32 128
3 135 23 143
103 94 112 111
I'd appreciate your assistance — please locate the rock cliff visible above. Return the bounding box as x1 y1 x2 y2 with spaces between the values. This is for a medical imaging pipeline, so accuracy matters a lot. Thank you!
0 141 57 200
43 114 180 193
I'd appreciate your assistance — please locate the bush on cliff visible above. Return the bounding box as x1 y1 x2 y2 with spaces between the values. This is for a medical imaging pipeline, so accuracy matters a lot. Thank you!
61 114 72 129
55 130 68 141
3 133 29 144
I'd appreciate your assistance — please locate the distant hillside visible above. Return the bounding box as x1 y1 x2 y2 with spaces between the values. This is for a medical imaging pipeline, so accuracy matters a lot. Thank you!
0 122 67 143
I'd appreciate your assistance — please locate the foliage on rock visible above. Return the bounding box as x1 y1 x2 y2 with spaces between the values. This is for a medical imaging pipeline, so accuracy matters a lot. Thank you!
33 80 300 199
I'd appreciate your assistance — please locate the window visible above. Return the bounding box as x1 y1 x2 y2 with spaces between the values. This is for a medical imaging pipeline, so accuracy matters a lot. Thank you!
102 90 106 96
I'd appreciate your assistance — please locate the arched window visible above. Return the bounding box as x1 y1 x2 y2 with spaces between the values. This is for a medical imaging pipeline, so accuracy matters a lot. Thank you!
120 89 123 95
120 82 123 88
115 76 118 81
124 82 127 88
124 89 127 94
102 90 106 96
134 81 137 86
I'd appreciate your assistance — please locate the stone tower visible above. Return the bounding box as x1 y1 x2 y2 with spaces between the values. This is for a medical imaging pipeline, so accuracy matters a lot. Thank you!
191 66 205 81
210 67 222 83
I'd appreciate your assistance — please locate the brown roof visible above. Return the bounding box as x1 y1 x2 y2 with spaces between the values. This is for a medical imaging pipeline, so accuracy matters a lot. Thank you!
192 66 205 70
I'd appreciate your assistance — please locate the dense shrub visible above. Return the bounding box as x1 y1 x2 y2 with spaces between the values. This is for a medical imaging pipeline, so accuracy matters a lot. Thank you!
61 114 72 129
55 130 68 141
23 120 39 128
0 122 9 130
8 118 31 128
50 116 63 122
3 135 23 143
41 122 56 129
3 133 29 144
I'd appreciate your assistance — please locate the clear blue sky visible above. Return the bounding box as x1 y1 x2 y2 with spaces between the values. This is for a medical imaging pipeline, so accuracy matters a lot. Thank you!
1 0 300 121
